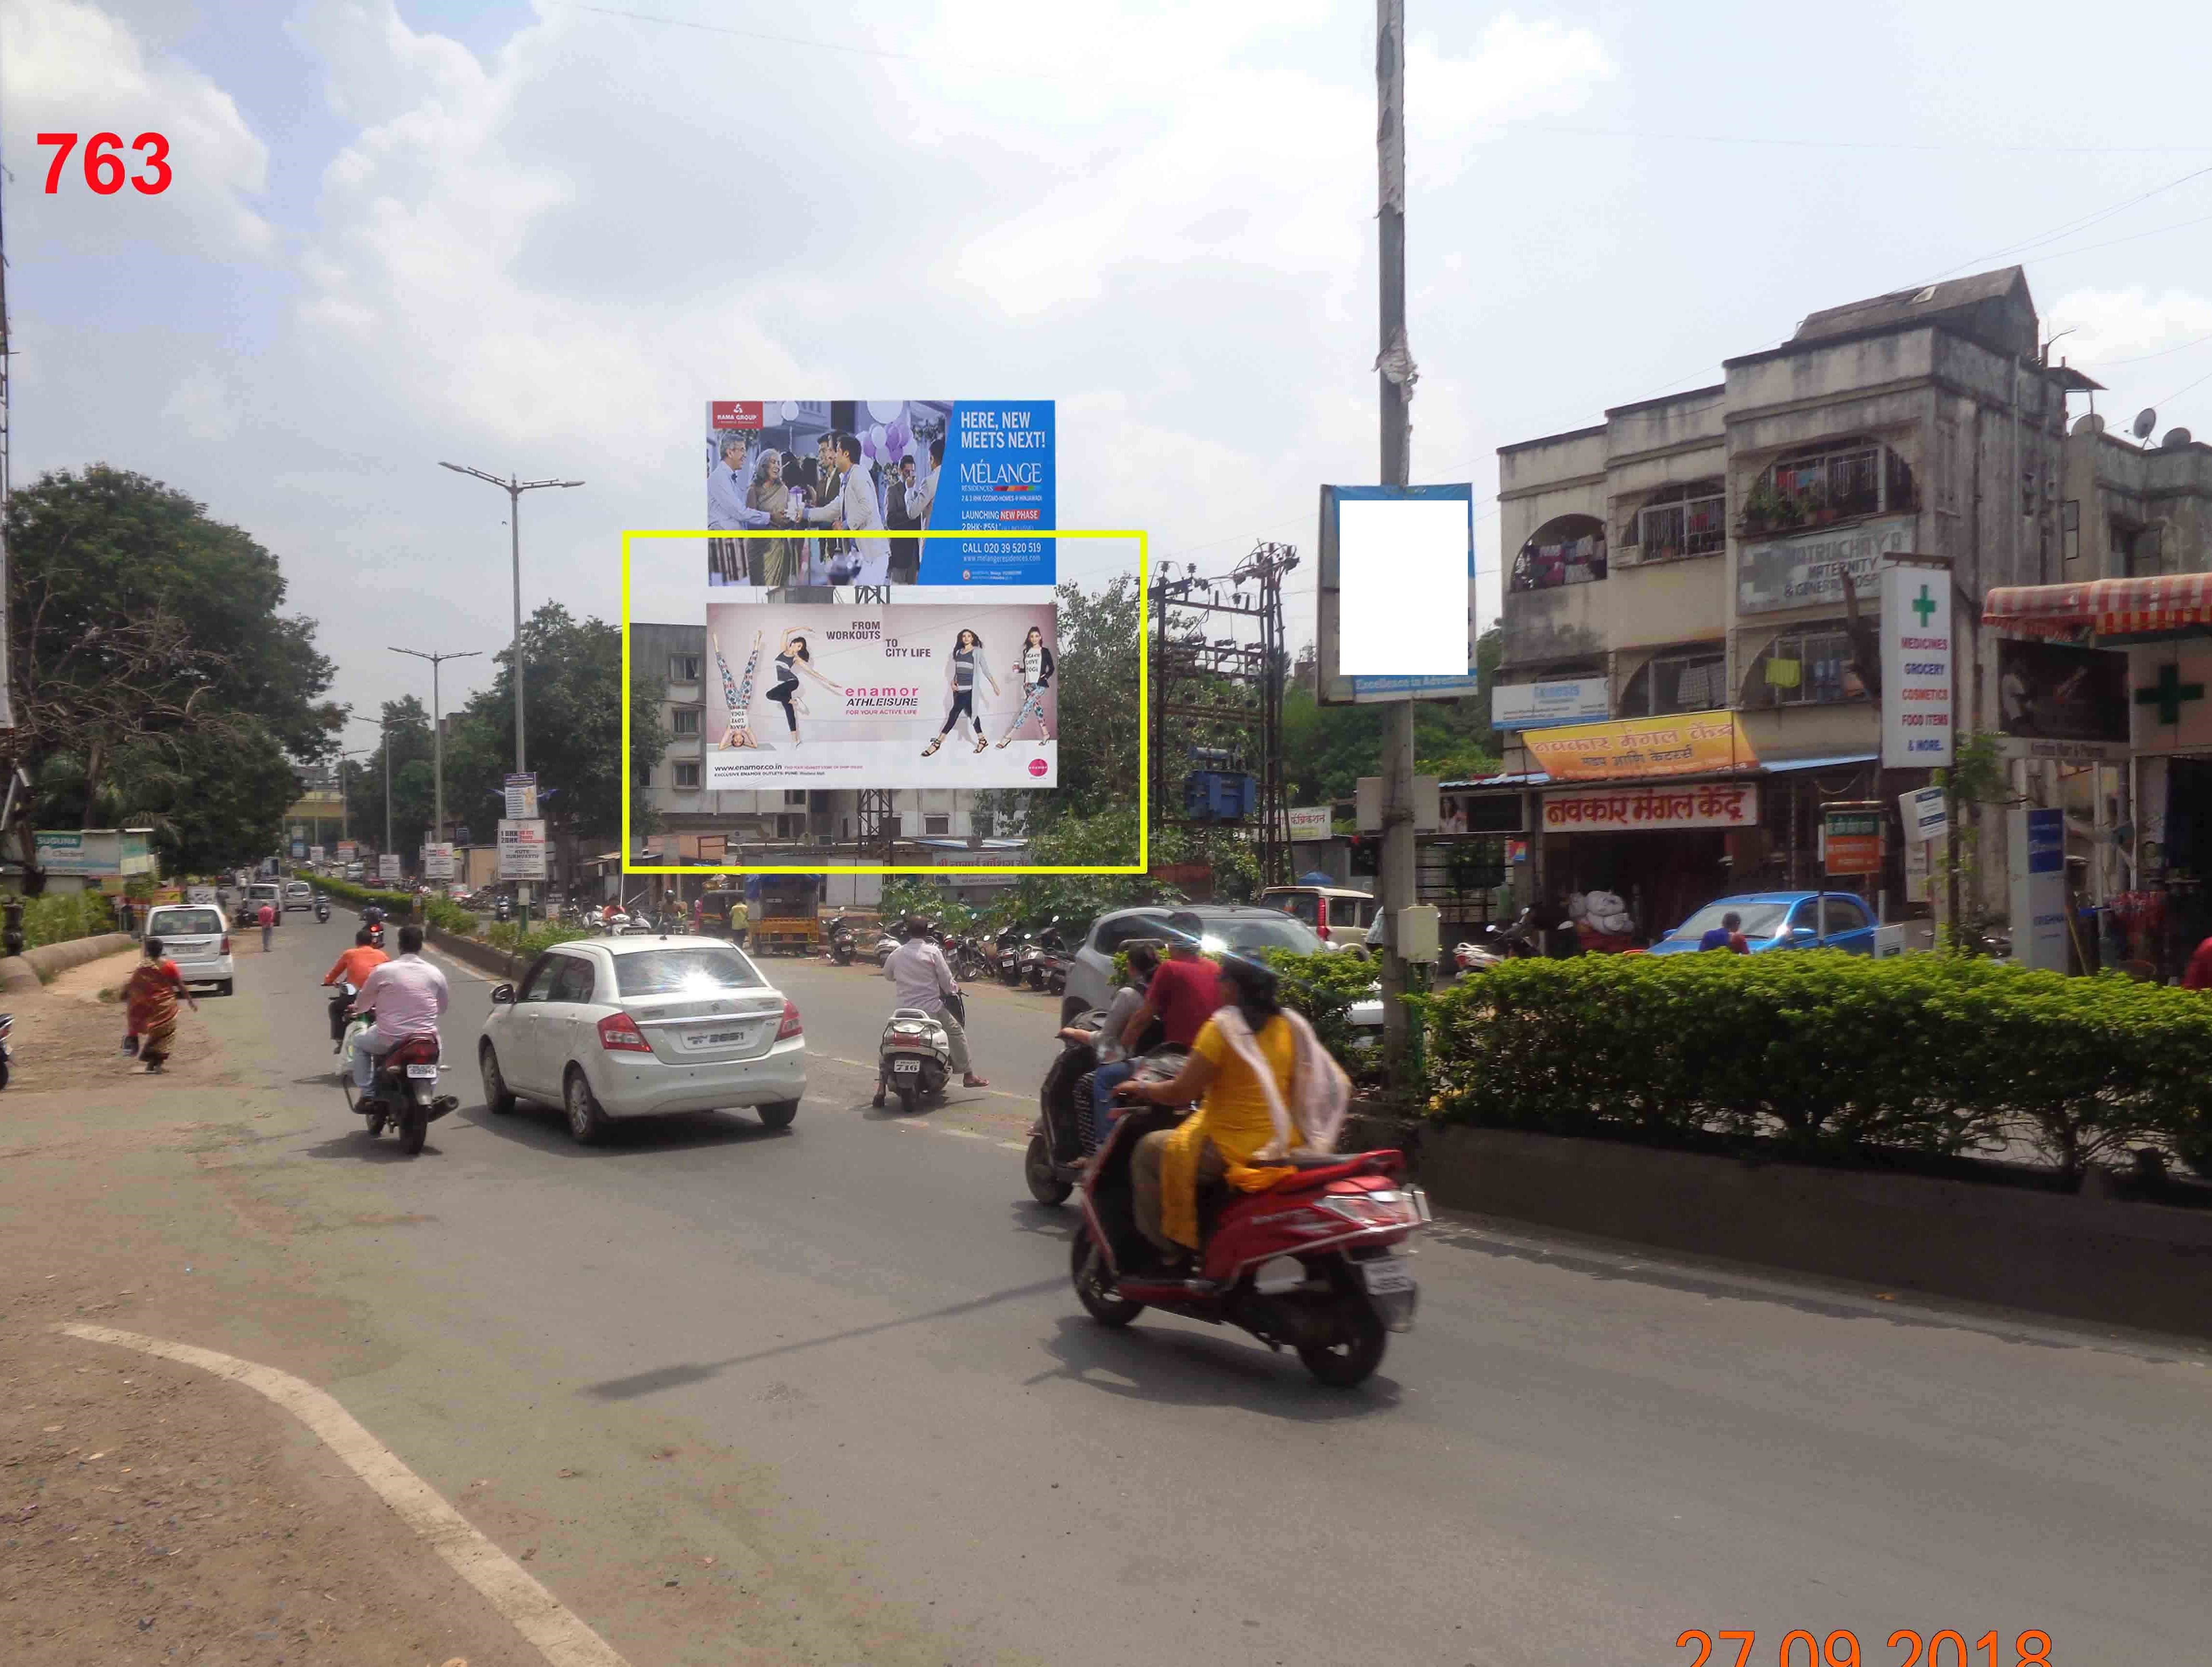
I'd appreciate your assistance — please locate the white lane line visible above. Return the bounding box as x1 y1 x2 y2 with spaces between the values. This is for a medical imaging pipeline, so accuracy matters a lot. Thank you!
57 1323 631 1667
997 1140 1028 1151
939 1127 985 1140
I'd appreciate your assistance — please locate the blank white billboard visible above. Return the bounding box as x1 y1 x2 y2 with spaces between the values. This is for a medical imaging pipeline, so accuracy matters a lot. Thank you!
1336 496 1469 676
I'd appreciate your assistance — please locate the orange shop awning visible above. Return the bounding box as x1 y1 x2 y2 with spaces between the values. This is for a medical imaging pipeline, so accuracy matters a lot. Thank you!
1983 573 2212 637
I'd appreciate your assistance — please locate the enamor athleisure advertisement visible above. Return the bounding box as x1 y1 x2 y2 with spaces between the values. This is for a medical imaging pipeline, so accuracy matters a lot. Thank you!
703 600 1060 789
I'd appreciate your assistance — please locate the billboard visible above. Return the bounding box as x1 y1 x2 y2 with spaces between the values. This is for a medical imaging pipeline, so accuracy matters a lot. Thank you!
1996 639 2128 745
1522 713 1758 783
498 819 547 880
1316 484 1478 704
1492 677 1609 730
503 774 538 819
702 600 1059 790
1879 560 1953 767
705 400 1054 587
423 842 456 880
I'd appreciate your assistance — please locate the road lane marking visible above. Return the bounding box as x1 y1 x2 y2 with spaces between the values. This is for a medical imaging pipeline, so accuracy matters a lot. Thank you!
997 1141 1027 1151
56 1323 632 1667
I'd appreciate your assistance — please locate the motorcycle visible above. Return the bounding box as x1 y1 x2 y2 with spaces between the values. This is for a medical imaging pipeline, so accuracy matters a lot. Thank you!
995 930 1029 986
1451 940 1503 979
361 916 386 950
337 1005 457 1155
1025 1005 1165 1206
493 894 512 924
824 914 861 965
313 895 331 924
874 1004 953 1115
944 933 992 984
0 1010 14 1091
869 930 900 967
1067 1052 1430 1387
327 980 357 1053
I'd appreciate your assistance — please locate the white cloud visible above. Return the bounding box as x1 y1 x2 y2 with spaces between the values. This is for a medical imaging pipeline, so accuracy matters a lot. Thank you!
161 364 242 442
0 0 273 259
1407 13 1619 191
2047 285 2212 368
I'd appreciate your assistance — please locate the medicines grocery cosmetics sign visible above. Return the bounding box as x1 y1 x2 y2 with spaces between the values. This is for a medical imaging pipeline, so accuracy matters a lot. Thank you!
703 399 1055 586
703 600 1059 790
1879 561 1953 767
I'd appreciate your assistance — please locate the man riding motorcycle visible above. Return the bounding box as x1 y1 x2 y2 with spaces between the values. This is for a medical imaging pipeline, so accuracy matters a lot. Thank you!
347 925 449 1095
877 916 988 1101
322 928 389 1053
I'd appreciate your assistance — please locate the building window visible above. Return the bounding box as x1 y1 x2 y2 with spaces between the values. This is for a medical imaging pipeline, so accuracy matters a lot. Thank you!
669 655 701 682
924 813 951 835
672 761 701 790
2115 519 2163 577
2062 500 2080 567
1740 439 1915 536
1747 625 1867 708
1622 649 1727 717
775 813 803 839
1620 480 1726 561
784 790 807 806
1510 514 1607 592
671 708 701 737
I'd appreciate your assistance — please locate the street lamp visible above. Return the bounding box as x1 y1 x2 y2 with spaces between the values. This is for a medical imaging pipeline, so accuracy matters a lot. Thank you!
388 647 481 854
436 463 584 777
348 714 394 869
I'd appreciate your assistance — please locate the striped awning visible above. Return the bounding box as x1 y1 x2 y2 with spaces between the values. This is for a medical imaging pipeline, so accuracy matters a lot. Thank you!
1983 573 2212 637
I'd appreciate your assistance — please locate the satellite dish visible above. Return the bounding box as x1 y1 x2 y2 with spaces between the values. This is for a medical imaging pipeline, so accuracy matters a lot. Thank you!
2163 427 2193 449
2132 408 2158 440
2072 413 2106 437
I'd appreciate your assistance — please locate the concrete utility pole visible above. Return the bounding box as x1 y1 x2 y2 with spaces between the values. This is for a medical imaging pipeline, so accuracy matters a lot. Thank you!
1376 0 1420 1090
389 646 481 854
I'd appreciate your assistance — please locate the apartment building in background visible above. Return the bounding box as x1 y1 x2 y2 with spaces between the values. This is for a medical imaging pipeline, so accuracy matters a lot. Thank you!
1475 265 2197 940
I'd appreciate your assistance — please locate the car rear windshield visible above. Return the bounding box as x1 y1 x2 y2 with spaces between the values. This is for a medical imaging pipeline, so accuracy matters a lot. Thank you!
1668 901 1791 941
613 947 766 997
1205 916 1322 954
150 908 222 936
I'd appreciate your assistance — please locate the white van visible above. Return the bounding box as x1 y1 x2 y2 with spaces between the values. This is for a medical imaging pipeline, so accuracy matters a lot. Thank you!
143 903 234 996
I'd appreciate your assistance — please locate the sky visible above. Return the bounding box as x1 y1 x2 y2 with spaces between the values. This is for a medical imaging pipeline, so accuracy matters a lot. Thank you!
10 0 2212 734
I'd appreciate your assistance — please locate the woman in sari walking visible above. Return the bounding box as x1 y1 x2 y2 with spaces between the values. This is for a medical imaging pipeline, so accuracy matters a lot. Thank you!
124 936 198 1074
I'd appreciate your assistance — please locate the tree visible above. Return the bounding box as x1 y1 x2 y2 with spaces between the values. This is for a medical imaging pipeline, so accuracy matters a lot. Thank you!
4 467 341 883
441 604 668 849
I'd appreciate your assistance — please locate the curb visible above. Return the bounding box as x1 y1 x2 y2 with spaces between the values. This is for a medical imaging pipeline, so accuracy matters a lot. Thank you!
0 931 138 994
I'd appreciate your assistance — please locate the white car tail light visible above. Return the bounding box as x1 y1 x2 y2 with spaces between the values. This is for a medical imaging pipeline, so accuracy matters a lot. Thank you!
220 935 231 954
776 998 802 1039
597 1011 654 1053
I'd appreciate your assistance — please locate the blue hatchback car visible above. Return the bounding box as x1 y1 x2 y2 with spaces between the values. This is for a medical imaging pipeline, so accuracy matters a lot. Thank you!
1645 890 1879 956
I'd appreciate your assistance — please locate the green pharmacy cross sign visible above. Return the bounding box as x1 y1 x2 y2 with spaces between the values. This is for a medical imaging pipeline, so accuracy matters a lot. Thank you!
1911 584 1937 627
2135 662 2205 727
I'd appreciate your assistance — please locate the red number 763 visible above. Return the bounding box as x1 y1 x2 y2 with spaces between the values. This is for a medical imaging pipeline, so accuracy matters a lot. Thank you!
36 132 171 196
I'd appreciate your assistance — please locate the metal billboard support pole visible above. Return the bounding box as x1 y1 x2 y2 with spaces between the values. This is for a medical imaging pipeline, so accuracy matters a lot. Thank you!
1376 0 1419 1094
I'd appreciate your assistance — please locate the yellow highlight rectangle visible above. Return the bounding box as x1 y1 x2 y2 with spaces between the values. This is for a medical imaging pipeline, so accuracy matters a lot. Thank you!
620 528 1149 875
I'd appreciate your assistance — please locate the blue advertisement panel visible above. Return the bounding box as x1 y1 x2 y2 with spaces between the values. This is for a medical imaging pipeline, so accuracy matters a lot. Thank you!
704 399 1055 587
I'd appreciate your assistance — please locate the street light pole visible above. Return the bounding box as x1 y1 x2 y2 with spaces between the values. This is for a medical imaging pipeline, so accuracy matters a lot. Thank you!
437 464 583 776
389 647 482 857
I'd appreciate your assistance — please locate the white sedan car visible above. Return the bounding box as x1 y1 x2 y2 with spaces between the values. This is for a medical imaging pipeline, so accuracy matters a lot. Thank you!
141 903 234 996
478 935 804 1144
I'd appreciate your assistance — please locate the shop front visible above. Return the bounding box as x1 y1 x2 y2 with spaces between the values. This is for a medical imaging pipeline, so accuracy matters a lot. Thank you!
1984 573 2212 979
1536 779 1759 943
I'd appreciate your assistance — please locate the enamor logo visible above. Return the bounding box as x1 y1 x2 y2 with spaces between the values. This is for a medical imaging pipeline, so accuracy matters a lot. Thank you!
1027 758 1048 777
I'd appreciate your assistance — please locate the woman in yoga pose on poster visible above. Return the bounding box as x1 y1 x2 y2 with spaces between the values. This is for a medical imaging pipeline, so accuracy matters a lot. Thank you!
996 624 1056 747
923 628 999 757
766 629 843 746
713 631 762 749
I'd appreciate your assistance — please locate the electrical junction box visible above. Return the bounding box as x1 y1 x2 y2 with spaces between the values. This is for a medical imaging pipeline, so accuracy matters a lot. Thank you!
1873 924 1910 959
1395 905 1441 964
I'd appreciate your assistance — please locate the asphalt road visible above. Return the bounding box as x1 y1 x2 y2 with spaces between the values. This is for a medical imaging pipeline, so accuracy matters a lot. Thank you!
177 916 2212 1666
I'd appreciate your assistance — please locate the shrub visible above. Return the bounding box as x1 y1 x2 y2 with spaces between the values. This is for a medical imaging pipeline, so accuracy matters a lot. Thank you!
17 890 119 951
1426 951 2212 1182
295 870 478 937
485 921 592 960
1259 948 1386 1083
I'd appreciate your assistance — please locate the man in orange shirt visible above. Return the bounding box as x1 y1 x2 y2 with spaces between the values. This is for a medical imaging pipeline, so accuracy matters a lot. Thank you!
323 928 389 1053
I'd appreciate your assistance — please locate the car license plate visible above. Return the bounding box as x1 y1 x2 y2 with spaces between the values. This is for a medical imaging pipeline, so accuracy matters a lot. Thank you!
405 1064 440 1080
892 1058 923 1074
1360 1258 1415 1295
687 1028 751 1049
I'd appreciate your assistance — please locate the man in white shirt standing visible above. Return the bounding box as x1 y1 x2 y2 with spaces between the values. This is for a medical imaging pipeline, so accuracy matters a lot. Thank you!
879 918 988 1097
802 430 888 586
707 436 770 584
348 925 451 1094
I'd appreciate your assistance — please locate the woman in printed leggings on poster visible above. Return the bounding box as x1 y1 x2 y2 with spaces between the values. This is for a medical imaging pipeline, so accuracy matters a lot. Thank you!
767 629 843 746
996 625 1056 747
714 631 762 749
923 629 999 757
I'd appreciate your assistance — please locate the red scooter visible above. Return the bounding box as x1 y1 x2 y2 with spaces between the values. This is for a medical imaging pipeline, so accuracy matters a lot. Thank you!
1068 1055 1430 1387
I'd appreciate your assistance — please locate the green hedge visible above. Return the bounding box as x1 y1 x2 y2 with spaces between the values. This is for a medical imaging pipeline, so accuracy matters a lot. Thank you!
295 870 478 938
485 921 593 960
19 890 120 950
1425 952 2212 1181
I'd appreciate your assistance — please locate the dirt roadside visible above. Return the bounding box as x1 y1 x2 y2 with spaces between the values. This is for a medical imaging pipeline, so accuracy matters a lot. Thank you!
1 950 537 1667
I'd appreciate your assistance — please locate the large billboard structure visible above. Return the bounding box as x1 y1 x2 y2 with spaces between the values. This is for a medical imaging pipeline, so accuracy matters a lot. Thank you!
705 400 1055 587
1315 483 1478 704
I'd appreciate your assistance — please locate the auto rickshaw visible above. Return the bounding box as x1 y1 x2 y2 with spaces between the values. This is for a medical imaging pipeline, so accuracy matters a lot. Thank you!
750 874 825 956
